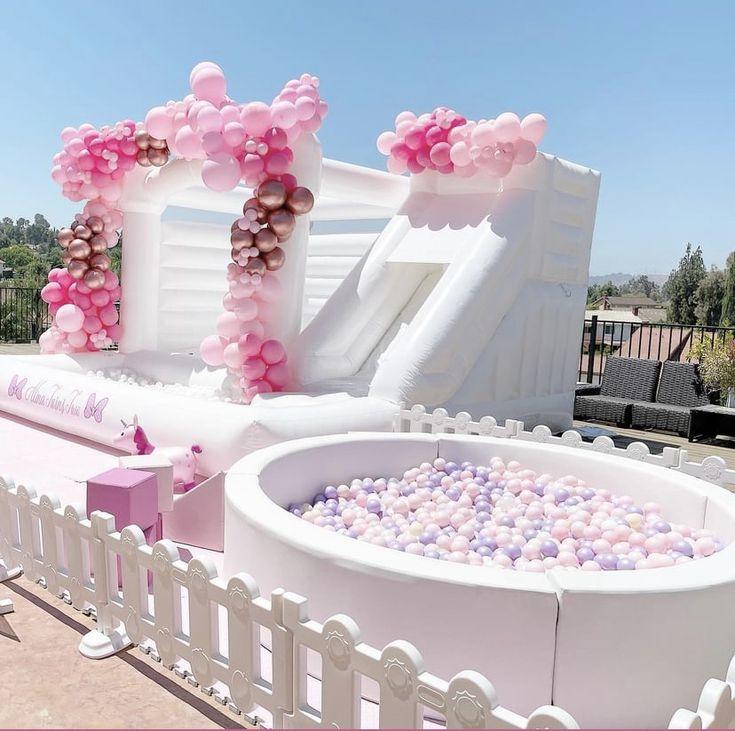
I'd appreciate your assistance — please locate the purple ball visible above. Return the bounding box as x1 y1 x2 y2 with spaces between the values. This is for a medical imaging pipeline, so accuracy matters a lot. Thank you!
581 488 595 501
420 533 435 545
523 529 538 542
532 519 544 530
480 537 498 552
540 540 559 558
504 544 522 561
577 546 595 563
596 553 618 570
324 485 337 499
654 520 671 534
313 493 326 504
476 511 492 524
366 498 381 514
444 462 458 473
446 488 461 501
497 516 515 529
616 557 636 571
672 539 693 557
627 506 644 516
555 488 570 503
476 546 493 558
425 550 440 560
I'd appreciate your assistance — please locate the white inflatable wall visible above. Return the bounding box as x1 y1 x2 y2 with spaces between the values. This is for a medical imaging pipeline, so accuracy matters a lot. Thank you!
297 154 600 431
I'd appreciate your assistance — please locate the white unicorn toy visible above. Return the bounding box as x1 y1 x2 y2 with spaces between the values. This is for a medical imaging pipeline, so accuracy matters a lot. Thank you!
113 415 201 492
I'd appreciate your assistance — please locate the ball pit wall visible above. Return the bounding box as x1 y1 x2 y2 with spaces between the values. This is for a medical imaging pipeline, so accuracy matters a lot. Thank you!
224 432 735 727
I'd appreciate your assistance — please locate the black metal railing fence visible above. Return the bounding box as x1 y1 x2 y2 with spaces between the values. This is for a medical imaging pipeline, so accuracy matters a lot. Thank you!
0 287 49 343
579 314 735 383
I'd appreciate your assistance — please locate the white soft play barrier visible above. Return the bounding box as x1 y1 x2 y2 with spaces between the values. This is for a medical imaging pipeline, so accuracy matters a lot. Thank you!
224 433 735 727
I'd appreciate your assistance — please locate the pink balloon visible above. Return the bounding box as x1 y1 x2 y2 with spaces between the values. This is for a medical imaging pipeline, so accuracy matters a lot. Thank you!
494 112 522 143
197 106 224 133
377 131 397 155
238 333 263 356
174 125 204 159
189 61 221 88
270 101 297 130
265 361 290 388
41 282 64 304
520 113 547 145
202 153 242 192
216 311 241 338
223 341 246 368
191 66 227 105
260 339 286 365
429 142 451 167
387 157 408 174
83 315 103 334
201 131 225 154
145 106 174 139
99 304 118 327
67 329 88 348
200 334 227 366
241 102 273 137
56 304 85 333
513 138 537 165
449 141 472 167
233 298 258 321
222 121 245 146
106 323 122 340
257 274 282 302
243 356 267 380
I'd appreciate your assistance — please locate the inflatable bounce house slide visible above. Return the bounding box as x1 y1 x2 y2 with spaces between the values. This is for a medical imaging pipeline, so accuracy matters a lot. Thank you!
0 62 600 487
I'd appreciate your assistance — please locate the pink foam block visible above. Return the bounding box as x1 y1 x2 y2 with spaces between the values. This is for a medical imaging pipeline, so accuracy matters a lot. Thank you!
119 454 175 513
162 472 224 551
87 468 158 531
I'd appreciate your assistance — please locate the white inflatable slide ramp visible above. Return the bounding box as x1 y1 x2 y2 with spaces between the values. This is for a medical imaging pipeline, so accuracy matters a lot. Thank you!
297 153 600 431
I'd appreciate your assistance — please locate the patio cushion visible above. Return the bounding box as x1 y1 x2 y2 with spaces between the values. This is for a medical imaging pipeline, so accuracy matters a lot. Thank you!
574 395 632 426
631 401 691 435
656 361 710 407
599 357 661 402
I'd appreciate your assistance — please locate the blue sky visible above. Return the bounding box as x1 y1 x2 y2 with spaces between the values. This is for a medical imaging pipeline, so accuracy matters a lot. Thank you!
1 1 733 275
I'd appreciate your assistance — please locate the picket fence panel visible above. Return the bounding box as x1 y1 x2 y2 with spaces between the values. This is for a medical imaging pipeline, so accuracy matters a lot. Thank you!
3 403 735 727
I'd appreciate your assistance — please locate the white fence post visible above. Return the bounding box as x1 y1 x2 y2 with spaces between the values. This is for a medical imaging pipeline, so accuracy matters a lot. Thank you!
0 476 22 581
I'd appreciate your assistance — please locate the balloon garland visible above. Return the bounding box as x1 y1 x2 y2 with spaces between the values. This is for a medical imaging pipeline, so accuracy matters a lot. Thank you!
40 62 325 405
377 108 547 177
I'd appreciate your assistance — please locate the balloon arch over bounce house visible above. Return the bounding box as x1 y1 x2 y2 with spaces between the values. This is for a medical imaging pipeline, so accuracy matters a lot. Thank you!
10 62 735 729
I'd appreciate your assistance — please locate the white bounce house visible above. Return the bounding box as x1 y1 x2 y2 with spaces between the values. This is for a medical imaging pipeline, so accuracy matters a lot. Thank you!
0 139 600 479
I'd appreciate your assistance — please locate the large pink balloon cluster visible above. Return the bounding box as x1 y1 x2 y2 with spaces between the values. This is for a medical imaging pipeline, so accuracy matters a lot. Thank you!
144 63 327 192
377 108 547 177
42 119 164 353
178 64 325 402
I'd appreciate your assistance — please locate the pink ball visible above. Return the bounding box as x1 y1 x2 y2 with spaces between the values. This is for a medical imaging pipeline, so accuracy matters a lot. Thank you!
238 333 263 356
56 304 85 333
82 316 102 334
520 113 547 145
200 334 227 366
145 106 174 140
66 329 88 348
377 131 397 155
216 311 242 339
493 112 522 143
265 362 290 389
99 304 118 327
429 142 452 167
41 282 64 304
174 125 204 159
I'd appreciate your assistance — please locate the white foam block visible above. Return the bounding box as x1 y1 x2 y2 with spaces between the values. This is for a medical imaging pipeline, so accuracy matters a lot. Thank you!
119 454 175 513
0 597 14 615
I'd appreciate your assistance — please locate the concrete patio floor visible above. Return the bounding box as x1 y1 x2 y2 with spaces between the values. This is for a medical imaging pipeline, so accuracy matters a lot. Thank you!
0 578 250 729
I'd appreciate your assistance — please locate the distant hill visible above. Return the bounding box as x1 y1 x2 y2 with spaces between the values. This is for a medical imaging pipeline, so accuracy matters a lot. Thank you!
589 273 668 286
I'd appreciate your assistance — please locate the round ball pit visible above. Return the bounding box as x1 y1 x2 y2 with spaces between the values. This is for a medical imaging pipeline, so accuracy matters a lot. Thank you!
224 433 735 727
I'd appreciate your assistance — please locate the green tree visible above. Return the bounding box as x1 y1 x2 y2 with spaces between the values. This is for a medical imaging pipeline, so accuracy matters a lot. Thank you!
663 243 706 324
721 252 735 326
695 267 725 326
620 274 659 300
587 280 621 305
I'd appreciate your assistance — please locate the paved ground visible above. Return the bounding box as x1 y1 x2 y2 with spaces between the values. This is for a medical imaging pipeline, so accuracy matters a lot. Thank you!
0 343 39 355
0 577 249 729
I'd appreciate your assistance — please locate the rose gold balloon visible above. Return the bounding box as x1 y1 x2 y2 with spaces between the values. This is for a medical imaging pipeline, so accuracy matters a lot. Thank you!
67 259 89 280
68 238 92 260
244 257 267 276
148 149 168 167
137 150 152 167
89 253 111 271
83 267 106 290
287 186 315 214
268 208 296 239
57 227 75 247
61 252 72 266
263 246 285 271
149 136 167 150
256 180 288 210
231 228 253 251
242 197 260 215
90 234 108 254
71 220 80 230
74 224 92 240
254 227 278 253
86 216 104 234
134 130 151 150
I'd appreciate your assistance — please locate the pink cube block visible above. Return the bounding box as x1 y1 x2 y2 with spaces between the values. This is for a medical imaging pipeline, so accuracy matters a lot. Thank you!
87 468 158 531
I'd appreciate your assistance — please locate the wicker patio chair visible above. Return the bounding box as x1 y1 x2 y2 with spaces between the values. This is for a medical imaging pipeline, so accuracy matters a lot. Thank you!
574 357 662 427
630 361 715 437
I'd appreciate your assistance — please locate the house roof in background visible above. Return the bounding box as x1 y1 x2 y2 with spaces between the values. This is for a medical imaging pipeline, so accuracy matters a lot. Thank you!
585 309 642 324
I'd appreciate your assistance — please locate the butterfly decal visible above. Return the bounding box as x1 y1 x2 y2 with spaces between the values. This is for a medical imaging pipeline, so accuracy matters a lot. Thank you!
7 374 27 400
84 393 109 423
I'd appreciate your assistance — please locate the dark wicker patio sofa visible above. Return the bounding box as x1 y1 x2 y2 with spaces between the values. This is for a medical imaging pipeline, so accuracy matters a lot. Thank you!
630 360 715 436
574 357 661 428
575 357 717 435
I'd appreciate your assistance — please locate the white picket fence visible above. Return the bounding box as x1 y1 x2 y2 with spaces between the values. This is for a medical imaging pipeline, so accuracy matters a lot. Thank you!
1 405 735 728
